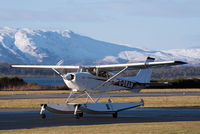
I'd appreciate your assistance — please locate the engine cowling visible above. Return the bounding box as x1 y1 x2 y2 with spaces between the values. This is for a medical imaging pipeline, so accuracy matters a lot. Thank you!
65 74 75 80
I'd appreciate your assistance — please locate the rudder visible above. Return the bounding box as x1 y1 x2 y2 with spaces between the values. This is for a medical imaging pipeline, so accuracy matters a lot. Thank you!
129 57 155 83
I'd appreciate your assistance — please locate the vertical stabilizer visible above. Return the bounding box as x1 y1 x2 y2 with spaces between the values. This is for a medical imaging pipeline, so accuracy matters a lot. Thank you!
129 57 155 83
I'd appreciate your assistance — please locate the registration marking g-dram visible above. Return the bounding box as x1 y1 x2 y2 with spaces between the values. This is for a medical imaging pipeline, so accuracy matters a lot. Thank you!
118 80 136 89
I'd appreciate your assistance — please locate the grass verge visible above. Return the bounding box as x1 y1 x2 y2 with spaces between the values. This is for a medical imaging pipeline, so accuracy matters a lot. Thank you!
1 88 200 95
0 96 200 109
0 90 70 95
0 121 200 134
141 88 200 93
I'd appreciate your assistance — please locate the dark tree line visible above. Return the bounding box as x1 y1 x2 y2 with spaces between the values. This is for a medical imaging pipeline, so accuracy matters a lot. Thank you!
149 78 200 88
125 66 200 80
151 67 200 80
0 77 200 90
0 77 27 89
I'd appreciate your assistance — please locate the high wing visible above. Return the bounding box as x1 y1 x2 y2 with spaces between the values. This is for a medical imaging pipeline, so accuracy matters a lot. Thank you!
11 65 80 72
86 60 187 72
11 60 187 72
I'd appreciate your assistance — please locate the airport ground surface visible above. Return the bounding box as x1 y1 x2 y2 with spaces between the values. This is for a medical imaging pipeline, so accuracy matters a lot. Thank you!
0 107 200 130
1 90 200 133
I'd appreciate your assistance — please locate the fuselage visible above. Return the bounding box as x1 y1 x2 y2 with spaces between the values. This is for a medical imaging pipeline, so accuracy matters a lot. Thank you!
63 72 144 93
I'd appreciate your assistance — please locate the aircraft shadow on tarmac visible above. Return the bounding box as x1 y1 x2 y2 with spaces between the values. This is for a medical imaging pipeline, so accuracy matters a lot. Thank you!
0 108 200 130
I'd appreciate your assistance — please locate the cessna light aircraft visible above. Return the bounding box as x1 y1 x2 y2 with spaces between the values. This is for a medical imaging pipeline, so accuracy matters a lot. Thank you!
11 57 186 118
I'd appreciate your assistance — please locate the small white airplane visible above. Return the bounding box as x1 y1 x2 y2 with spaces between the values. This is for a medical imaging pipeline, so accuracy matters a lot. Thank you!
11 57 186 118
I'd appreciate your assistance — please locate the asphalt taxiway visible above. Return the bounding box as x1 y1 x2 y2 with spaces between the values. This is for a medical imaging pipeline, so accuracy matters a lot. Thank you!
0 108 200 130
1 92 200 100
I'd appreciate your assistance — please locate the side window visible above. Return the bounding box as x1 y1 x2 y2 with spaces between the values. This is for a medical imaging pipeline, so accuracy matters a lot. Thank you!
98 71 107 78
88 68 96 76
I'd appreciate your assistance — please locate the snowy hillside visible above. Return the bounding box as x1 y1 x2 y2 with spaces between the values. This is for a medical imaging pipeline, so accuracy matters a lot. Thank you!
0 27 199 65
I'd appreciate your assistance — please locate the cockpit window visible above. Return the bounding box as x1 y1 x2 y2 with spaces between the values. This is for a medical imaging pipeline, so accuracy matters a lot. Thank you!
98 71 107 77
87 68 110 78
87 68 96 75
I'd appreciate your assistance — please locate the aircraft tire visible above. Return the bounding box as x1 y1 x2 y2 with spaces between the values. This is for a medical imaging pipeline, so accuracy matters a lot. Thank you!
79 112 83 117
112 112 118 118
41 114 46 119
75 114 80 119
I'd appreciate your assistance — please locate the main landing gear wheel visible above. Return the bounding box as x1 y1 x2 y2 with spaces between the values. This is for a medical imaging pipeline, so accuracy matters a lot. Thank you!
41 113 46 119
75 112 83 119
79 112 83 117
112 112 118 118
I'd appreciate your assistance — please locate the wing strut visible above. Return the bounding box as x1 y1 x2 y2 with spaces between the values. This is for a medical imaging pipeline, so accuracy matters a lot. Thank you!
94 66 128 103
94 66 128 90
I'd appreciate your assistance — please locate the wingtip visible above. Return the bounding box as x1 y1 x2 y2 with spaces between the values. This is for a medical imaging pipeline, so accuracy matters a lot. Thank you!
174 61 187 65
10 65 17 68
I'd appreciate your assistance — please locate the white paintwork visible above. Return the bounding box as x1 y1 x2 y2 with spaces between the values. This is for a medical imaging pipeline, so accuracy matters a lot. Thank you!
63 72 129 92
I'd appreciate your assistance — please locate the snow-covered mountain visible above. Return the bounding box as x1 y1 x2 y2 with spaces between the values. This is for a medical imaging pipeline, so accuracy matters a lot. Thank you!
0 27 199 65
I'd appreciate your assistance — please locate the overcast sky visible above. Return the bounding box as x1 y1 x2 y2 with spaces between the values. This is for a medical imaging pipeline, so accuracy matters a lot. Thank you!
0 0 200 50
